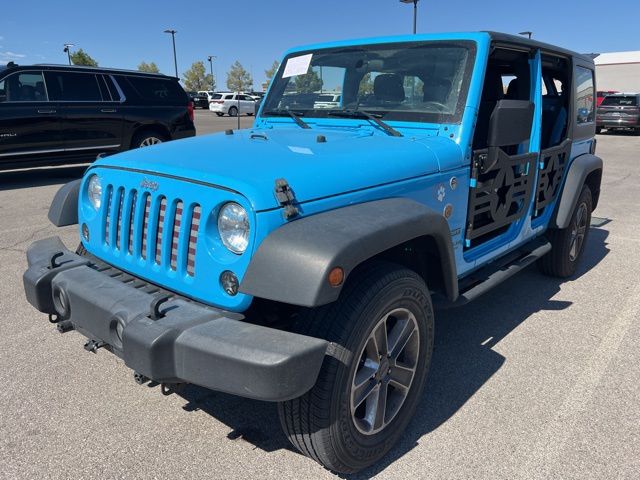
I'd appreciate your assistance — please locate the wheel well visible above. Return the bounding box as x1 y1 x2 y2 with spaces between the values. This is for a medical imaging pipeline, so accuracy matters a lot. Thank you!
584 168 602 209
131 124 170 148
366 235 447 296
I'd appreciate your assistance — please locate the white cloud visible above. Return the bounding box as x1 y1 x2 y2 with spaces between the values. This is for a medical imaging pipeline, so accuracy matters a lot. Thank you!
0 51 27 64
3 51 26 58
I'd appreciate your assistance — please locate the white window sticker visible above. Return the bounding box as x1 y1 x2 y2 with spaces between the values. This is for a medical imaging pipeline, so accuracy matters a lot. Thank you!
282 54 313 78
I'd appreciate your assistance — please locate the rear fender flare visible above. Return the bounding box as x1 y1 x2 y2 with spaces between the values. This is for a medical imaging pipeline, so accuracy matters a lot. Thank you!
552 154 603 229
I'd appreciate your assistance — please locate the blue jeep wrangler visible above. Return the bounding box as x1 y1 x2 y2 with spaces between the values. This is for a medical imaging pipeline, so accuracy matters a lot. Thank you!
23 32 602 473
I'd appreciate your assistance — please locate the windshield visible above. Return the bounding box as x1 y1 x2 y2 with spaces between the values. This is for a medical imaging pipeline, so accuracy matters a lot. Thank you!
601 96 637 106
262 40 475 124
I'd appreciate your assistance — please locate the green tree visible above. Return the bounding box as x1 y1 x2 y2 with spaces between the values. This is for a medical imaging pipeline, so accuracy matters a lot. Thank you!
264 60 280 89
226 61 253 92
138 61 160 73
294 70 323 93
70 48 98 67
182 61 214 91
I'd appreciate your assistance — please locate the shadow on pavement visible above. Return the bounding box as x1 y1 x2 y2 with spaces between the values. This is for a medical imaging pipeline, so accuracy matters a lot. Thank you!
597 130 640 137
0 165 87 191
174 227 610 476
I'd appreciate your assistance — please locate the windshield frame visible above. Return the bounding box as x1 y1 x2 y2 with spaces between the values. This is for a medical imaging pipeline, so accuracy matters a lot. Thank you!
260 40 477 125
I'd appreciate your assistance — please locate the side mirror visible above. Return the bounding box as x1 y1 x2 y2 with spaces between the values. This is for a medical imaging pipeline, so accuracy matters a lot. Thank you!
488 99 534 148
481 99 534 172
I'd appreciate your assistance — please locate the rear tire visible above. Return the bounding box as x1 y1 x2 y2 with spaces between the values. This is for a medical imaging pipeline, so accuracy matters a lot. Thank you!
278 261 434 474
595 127 602 134
215 112 224 117
228 106 238 117
539 185 592 278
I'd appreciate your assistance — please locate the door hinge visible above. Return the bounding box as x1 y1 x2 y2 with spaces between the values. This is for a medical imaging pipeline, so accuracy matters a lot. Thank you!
274 178 299 219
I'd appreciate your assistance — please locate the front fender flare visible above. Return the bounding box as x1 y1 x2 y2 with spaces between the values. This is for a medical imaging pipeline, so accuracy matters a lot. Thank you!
48 179 81 227
240 198 458 307
552 154 603 229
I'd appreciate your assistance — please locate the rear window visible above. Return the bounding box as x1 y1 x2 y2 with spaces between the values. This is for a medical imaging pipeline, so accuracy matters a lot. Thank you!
120 76 187 105
601 96 638 106
211 94 223 99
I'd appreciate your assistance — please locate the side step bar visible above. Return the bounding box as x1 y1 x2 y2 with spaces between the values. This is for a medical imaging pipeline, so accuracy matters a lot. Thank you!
436 237 552 309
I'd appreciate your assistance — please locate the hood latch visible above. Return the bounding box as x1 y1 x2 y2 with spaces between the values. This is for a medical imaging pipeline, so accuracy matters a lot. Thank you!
274 178 299 219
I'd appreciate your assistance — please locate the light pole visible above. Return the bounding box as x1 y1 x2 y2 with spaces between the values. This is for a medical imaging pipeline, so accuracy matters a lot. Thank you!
63 44 74 65
164 29 178 78
519 31 533 39
207 55 216 90
400 0 419 34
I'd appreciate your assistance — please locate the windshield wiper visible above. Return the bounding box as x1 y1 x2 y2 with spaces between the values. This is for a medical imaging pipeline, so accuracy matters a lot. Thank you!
328 109 402 137
262 109 311 129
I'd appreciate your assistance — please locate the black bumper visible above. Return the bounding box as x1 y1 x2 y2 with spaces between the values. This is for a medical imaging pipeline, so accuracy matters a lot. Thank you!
23 237 328 401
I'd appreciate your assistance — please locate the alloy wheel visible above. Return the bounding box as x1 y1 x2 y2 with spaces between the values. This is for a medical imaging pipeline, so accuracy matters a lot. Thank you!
350 307 420 435
569 202 588 261
139 137 163 147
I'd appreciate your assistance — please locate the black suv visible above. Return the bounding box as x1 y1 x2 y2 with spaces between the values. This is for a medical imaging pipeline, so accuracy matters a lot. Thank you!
0 63 195 169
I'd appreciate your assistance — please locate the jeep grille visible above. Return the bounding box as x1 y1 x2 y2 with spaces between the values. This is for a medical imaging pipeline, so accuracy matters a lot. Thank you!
103 185 201 277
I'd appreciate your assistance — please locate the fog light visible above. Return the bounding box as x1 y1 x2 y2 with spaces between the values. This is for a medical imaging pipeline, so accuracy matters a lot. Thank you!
220 270 239 296
82 223 90 241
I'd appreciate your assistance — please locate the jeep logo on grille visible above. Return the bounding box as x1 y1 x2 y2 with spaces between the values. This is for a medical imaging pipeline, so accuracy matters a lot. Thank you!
140 179 159 191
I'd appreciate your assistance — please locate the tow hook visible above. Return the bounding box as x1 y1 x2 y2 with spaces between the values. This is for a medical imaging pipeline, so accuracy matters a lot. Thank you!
49 251 65 269
83 339 106 353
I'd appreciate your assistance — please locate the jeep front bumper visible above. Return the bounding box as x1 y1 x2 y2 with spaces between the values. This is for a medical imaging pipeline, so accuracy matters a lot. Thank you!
23 237 328 401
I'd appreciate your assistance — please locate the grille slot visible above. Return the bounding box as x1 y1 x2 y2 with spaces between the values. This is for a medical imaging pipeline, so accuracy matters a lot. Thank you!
104 186 113 245
115 188 124 250
170 201 184 271
141 194 151 259
155 197 167 265
127 191 137 254
187 205 201 276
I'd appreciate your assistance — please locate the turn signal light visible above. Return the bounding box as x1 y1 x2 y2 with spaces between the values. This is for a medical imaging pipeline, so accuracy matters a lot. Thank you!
328 267 344 287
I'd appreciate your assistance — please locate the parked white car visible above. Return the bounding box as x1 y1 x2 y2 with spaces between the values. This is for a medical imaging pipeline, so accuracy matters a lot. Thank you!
209 92 256 116
314 93 342 109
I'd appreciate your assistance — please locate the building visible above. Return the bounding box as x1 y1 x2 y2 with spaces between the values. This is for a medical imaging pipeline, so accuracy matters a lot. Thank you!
594 51 640 92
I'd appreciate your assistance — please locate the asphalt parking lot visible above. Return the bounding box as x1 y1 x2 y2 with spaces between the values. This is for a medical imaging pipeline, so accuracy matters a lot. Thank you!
0 116 638 479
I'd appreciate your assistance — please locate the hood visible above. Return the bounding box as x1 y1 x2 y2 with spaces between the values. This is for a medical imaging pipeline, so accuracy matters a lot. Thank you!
96 128 462 211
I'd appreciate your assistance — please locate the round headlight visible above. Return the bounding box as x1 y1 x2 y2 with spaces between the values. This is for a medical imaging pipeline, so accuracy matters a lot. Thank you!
87 175 102 209
218 203 249 254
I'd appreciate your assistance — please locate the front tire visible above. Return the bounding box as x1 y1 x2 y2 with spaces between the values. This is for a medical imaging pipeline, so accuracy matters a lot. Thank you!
539 185 592 278
278 262 434 474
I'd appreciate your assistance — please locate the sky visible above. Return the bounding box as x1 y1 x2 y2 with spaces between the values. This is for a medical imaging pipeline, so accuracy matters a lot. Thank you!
1 0 639 90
